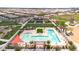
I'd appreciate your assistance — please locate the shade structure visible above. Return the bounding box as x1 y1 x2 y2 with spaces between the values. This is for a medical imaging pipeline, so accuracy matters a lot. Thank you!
11 35 23 45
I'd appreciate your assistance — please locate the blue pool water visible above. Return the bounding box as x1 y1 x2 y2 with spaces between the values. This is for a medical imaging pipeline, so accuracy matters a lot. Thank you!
21 29 60 44
48 29 60 44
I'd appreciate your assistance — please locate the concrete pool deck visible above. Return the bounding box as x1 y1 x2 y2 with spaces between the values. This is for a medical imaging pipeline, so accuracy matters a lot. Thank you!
20 29 48 36
20 28 66 45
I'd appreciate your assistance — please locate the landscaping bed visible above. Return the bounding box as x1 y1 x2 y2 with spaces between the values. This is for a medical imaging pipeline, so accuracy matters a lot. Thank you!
37 28 43 33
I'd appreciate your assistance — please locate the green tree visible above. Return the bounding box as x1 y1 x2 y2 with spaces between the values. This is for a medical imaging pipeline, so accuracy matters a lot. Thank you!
68 41 76 51
46 40 51 50
14 44 22 51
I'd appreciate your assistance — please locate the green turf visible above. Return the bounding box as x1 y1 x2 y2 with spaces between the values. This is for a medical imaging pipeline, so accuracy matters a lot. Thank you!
0 41 6 45
24 23 55 28
3 26 21 39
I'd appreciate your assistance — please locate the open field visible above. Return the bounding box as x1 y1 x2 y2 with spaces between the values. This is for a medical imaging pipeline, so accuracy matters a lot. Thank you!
69 26 79 43
51 13 79 22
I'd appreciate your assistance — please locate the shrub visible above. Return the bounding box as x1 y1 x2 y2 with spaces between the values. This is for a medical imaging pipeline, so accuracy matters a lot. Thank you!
68 41 77 51
37 28 43 33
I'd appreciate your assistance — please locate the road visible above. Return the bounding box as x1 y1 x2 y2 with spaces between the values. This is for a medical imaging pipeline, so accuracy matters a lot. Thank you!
0 17 32 50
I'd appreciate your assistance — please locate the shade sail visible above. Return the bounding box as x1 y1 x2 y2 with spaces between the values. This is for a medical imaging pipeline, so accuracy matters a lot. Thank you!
11 35 23 45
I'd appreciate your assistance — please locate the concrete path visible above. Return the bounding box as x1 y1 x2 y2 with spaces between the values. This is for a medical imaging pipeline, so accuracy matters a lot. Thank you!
0 39 9 42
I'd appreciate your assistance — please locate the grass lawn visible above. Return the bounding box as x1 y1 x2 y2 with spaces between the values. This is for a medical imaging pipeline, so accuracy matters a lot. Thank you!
44 20 52 23
3 26 21 39
51 16 68 22
0 41 6 45
73 13 79 20
51 13 79 21
24 23 55 28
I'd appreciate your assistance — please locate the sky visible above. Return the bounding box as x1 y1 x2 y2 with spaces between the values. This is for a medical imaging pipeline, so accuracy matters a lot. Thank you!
0 0 79 8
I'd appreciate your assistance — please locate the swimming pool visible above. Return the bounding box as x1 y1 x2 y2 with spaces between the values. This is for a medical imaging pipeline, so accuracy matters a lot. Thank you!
21 29 60 44
21 34 49 42
48 29 60 44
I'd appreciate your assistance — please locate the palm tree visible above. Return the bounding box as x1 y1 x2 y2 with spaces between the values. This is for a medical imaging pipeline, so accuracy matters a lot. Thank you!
29 41 34 49
15 46 22 51
33 41 36 51
68 41 76 51
47 40 50 44
25 43 27 49
14 44 22 51
29 41 36 50
46 40 51 50
68 45 76 51
29 41 33 44
43 42 46 51
65 27 73 36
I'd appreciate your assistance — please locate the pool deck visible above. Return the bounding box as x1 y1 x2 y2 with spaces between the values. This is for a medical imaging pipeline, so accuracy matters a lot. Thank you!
20 29 48 36
20 28 66 45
